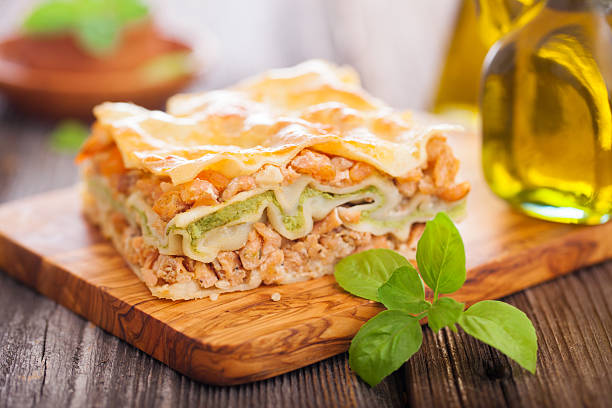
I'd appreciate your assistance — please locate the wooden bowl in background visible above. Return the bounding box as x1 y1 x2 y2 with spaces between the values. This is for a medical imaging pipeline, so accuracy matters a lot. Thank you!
0 21 199 119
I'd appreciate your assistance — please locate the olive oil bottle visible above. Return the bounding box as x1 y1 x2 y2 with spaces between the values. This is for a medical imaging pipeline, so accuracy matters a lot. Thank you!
476 0 543 45
432 0 542 116
481 0 612 224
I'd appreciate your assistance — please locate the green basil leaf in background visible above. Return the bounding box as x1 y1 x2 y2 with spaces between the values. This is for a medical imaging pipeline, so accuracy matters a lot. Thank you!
112 0 149 23
22 0 148 55
334 249 411 301
349 310 422 386
23 1 77 34
377 265 430 314
427 297 464 332
50 120 89 153
76 16 121 55
416 212 466 295
458 300 537 373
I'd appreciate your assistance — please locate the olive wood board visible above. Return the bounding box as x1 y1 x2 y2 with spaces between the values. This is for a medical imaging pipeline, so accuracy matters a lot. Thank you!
0 133 610 385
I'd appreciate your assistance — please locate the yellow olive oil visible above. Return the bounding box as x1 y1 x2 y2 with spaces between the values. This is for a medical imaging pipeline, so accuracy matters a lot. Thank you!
432 0 542 115
481 0 612 224
433 0 487 115
476 0 543 47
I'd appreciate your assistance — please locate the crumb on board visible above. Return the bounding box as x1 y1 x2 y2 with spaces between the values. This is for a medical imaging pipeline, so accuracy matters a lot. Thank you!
271 292 281 301
209 293 219 301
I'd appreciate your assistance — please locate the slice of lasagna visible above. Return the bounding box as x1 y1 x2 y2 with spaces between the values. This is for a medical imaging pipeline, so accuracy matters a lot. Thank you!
76 60 470 300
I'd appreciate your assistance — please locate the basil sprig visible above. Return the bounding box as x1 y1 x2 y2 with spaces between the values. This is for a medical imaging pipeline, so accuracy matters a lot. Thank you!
334 212 538 387
49 119 88 153
23 0 149 56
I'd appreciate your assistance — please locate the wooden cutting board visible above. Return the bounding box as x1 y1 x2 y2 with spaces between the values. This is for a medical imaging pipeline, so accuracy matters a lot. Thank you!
0 132 610 385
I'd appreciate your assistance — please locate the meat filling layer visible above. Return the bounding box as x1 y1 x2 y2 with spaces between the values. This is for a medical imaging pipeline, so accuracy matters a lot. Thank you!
86 194 423 291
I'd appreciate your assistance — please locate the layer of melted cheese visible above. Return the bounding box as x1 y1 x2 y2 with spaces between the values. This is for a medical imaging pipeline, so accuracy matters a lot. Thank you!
91 60 459 184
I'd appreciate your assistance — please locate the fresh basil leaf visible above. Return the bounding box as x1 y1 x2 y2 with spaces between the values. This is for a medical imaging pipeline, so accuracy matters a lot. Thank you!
377 265 430 314
112 0 149 23
334 249 411 301
458 300 537 373
416 212 466 295
23 1 77 33
349 310 422 386
22 0 148 55
50 120 89 153
76 16 120 55
428 297 464 332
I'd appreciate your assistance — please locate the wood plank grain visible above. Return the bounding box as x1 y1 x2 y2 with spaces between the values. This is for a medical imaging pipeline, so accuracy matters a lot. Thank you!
2 262 610 407
0 133 610 386
0 272 406 408
404 263 612 408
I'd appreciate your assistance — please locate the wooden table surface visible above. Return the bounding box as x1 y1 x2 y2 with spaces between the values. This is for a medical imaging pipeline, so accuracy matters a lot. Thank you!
1 1 611 407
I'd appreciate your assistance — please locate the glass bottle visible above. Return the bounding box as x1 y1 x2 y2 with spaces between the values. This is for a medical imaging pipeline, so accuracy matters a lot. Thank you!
476 0 543 45
481 0 612 224
432 0 542 116
599 0 612 25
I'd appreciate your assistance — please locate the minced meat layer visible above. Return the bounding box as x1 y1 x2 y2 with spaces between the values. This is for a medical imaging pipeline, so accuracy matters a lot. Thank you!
88 197 424 290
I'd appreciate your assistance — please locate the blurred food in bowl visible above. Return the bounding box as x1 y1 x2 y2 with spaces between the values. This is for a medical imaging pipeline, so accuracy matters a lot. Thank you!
0 0 199 118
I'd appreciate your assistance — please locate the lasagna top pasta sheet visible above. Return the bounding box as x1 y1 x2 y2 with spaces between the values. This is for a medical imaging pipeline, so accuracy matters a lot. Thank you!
84 60 458 184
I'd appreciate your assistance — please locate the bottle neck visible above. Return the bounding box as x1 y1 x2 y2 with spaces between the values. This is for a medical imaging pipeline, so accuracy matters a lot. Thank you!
545 0 593 11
